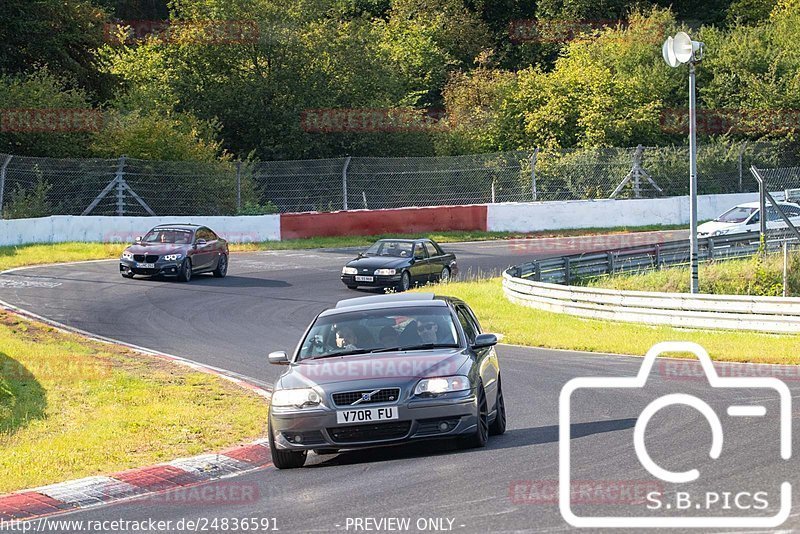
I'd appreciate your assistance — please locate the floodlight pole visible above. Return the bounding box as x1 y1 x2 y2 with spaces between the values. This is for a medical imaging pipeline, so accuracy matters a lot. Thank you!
688 61 699 294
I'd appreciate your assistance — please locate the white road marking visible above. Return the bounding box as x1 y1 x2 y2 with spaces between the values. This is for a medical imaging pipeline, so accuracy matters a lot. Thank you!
0 277 61 288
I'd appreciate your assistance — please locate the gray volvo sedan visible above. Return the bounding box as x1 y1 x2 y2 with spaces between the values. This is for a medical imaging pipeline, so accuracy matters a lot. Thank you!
267 293 506 468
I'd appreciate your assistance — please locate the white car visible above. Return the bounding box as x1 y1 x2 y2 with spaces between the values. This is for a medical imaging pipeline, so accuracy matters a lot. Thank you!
697 201 800 237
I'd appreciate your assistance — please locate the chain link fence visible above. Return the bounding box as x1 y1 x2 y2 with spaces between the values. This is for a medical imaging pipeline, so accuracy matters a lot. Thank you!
1 141 798 218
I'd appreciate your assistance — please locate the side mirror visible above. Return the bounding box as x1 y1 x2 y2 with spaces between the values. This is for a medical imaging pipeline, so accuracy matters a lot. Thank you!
472 333 498 350
135 236 142 243
268 350 290 365
357 252 364 258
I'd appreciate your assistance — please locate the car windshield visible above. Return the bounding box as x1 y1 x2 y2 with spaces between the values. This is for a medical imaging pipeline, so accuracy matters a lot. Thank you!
298 306 460 360
364 241 414 258
715 206 756 223
142 228 194 244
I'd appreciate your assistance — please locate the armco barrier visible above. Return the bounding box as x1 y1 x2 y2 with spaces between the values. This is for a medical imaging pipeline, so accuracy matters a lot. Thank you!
502 271 800 333
280 205 487 240
0 215 281 246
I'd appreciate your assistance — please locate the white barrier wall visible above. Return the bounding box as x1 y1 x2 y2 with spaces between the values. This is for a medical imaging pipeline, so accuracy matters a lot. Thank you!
0 192 762 246
0 215 281 246
487 192 758 232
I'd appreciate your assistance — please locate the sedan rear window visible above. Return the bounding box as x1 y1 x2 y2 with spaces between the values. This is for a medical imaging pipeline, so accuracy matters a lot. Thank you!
715 206 756 223
299 306 460 360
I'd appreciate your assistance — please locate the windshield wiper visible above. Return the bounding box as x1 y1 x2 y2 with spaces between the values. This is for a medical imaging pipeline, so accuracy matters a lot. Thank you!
309 348 377 359
371 343 460 353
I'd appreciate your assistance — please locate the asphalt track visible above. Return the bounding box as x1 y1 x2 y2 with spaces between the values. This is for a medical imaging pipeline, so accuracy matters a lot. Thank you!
2 230 799 533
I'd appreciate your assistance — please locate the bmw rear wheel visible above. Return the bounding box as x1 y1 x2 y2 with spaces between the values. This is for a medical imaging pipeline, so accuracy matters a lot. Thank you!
213 254 228 278
179 258 192 283
440 266 450 283
398 271 411 292
269 415 307 469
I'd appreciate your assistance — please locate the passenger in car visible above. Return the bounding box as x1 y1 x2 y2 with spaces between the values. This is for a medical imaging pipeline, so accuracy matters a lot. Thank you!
378 326 400 347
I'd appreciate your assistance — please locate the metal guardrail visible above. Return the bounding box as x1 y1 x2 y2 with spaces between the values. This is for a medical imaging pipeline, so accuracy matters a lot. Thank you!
506 230 797 285
502 273 800 333
502 229 800 333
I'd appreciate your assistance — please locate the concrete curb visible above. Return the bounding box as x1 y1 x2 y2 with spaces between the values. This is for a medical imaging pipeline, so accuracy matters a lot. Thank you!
0 441 272 521
0 295 273 522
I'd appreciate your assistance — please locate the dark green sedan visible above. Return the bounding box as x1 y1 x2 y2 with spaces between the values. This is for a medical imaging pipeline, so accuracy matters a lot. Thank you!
341 238 458 292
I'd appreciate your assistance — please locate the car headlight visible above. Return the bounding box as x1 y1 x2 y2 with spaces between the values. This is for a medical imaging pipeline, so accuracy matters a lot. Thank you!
374 268 396 276
164 254 183 261
121 251 133 260
414 375 471 396
342 266 358 275
271 388 321 408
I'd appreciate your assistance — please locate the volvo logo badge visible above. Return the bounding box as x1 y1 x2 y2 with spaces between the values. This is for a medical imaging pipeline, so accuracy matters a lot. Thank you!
352 389 382 405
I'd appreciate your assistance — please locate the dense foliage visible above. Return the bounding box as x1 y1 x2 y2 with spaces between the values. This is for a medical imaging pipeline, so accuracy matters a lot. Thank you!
0 0 797 161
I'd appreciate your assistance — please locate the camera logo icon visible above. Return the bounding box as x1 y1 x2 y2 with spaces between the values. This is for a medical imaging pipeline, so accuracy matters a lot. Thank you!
559 341 792 528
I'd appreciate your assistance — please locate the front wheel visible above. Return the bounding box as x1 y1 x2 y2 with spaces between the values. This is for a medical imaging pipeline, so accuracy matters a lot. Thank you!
397 271 411 292
461 382 489 449
268 416 307 469
213 254 228 278
489 376 506 436
178 258 192 283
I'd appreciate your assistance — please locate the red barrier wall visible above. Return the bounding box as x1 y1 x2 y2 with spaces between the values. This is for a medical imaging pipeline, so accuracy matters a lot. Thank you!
280 205 488 240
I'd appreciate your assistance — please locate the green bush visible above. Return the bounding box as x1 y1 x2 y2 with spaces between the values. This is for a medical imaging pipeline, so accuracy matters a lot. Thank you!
586 251 800 296
236 201 279 215
4 178 52 219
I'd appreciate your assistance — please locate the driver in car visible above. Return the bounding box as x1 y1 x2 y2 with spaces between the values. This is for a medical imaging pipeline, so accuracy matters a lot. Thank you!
335 326 359 350
416 320 439 344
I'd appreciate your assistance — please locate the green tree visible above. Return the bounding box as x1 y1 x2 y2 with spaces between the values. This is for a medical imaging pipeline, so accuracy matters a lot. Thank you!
0 70 97 157
0 0 112 98
90 110 226 161
439 9 679 151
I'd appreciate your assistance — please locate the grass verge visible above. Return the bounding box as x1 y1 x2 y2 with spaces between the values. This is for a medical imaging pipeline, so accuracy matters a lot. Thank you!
0 311 266 494
425 278 800 365
0 224 686 273
585 251 800 297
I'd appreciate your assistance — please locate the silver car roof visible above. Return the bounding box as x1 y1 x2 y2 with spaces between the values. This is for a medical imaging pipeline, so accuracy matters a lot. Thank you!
323 293 446 317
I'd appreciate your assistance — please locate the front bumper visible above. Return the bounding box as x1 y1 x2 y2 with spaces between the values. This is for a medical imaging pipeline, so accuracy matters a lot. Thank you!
341 274 401 288
120 259 182 277
270 393 478 450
